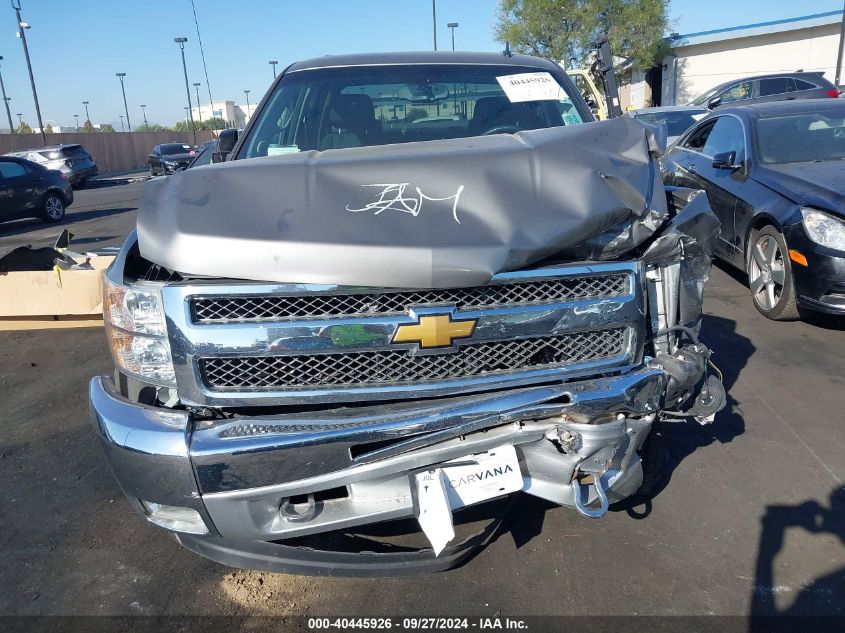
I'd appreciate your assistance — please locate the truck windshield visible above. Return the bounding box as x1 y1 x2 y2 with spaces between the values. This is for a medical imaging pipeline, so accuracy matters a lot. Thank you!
240 64 584 158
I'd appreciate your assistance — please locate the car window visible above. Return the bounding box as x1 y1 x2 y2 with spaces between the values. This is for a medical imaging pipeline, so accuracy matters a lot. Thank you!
683 120 716 150
757 107 845 163
794 79 818 91
0 161 27 178
241 64 585 157
758 78 789 97
690 86 721 106
634 110 707 137
720 81 752 104
702 116 746 161
189 144 216 168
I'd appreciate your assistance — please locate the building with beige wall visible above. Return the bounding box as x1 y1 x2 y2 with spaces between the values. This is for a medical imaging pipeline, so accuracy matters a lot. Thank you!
661 10 843 105
190 100 253 128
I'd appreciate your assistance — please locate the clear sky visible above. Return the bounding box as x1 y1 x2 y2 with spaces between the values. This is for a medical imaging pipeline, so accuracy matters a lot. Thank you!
0 0 842 129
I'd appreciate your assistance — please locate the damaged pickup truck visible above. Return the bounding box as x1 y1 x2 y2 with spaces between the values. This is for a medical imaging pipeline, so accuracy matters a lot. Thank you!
90 51 725 575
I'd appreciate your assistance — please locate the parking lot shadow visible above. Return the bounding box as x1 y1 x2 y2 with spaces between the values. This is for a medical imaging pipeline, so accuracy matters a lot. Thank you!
612 314 752 518
0 207 134 240
748 485 845 629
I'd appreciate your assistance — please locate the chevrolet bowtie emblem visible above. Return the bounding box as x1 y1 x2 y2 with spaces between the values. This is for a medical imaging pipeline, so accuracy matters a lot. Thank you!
392 314 477 349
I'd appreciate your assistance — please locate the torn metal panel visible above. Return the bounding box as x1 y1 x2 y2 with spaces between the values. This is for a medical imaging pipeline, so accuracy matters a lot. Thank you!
137 117 668 288
642 187 721 329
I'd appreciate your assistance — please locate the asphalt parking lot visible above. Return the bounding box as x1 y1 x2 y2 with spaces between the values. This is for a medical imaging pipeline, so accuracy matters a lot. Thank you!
0 179 842 620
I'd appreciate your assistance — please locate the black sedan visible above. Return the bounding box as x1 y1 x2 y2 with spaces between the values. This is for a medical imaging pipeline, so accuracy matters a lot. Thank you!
148 143 196 176
0 156 74 225
662 100 845 319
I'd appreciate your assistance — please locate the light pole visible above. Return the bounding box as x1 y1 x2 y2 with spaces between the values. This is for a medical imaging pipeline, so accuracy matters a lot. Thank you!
431 0 437 51
119 115 124 132
16 112 22 128
174 37 197 146
269 60 278 79
12 1 45 143
82 100 90 127
74 114 79 130
193 82 202 126
115 73 131 131
140 104 148 127
447 22 459 51
0 56 14 134
243 89 251 121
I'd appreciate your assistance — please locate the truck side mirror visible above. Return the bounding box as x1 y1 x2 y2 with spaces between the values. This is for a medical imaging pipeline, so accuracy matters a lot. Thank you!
213 128 238 163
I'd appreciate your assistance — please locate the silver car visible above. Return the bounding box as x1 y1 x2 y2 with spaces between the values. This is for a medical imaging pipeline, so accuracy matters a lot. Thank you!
624 105 710 146
5 143 99 188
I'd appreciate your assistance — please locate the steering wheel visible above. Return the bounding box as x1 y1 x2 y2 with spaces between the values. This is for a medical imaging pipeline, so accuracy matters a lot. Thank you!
482 124 520 136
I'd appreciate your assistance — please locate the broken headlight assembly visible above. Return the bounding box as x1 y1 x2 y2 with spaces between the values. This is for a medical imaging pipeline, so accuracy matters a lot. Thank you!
103 274 175 386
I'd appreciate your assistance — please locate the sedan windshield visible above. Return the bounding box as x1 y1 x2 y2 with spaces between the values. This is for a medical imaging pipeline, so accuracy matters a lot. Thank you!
240 64 584 158
756 108 845 163
634 110 708 137
691 87 720 106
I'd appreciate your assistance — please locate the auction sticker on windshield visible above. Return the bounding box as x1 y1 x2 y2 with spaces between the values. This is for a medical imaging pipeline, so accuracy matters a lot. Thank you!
497 72 568 103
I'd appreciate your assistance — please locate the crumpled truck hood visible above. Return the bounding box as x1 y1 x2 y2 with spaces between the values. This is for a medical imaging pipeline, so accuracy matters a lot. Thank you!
137 117 668 288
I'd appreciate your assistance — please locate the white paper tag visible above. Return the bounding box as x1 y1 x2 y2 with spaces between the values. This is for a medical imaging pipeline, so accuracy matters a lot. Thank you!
414 468 455 556
442 444 524 508
267 144 300 156
496 72 568 103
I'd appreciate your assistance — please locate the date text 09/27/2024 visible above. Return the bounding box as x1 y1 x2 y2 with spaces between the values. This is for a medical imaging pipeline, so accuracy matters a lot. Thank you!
307 617 528 630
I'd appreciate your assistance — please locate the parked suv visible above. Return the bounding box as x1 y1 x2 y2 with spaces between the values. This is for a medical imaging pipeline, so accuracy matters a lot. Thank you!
691 72 840 109
4 144 98 188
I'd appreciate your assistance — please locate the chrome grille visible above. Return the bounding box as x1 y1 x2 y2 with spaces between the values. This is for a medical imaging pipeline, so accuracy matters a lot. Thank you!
200 328 627 390
192 274 628 322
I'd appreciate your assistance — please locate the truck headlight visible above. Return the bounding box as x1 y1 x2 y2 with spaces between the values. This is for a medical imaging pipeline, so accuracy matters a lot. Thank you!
103 274 176 386
802 208 845 251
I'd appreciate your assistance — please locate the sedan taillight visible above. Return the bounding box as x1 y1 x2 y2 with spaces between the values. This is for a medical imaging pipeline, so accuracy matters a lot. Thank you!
826 89 841 97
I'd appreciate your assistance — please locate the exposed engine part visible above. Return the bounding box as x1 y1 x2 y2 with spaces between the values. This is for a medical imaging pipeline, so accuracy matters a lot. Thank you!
558 428 583 453
686 374 727 425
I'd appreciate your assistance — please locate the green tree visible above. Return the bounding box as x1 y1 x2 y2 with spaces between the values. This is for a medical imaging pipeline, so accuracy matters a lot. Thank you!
136 123 166 132
82 120 95 132
100 124 116 133
16 121 32 133
204 116 227 130
495 0 668 71
44 124 54 134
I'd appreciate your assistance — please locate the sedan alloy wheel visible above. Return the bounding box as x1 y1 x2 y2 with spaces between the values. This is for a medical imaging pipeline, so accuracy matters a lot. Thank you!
746 226 799 320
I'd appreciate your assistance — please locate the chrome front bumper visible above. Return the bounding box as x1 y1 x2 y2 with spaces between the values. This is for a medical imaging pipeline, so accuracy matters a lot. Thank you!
90 365 668 573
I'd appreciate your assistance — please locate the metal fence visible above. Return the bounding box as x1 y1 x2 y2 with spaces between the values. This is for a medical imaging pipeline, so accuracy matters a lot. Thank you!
0 131 216 175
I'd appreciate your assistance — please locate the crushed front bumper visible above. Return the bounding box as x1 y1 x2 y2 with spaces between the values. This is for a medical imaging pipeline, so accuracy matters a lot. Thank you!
90 363 675 575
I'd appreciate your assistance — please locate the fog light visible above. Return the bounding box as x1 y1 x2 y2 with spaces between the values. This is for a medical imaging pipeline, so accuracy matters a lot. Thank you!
142 501 208 534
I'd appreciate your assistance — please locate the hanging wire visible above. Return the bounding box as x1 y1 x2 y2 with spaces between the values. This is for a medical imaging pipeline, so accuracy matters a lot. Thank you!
189 0 214 125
